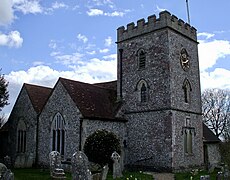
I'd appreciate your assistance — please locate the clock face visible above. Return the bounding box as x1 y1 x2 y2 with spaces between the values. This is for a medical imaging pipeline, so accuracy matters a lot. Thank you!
180 48 190 71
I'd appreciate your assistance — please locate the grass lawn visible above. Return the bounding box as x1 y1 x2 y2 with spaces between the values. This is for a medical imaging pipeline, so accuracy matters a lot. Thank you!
175 169 219 180
12 168 153 180
12 168 221 180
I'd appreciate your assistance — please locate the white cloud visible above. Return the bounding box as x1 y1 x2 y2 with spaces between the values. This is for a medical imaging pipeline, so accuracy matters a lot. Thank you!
197 32 215 40
86 8 125 17
87 9 104 16
50 51 61 57
197 33 230 90
4 54 117 116
198 39 230 71
0 31 23 48
51 1 68 10
54 52 84 65
0 0 14 26
103 54 116 60
155 5 166 13
77 34 88 43
87 51 96 55
99 48 109 53
88 0 114 8
105 36 112 47
201 68 230 90
32 61 45 66
49 40 57 49
104 11 125 17
13 0 43 14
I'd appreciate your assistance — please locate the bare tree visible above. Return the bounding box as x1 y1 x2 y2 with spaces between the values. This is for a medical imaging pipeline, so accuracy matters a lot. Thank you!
0 114 7 128
0 71 9 127
202 88 230 139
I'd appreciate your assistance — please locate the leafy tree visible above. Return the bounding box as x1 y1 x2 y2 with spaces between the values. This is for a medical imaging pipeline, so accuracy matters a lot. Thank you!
0 71 9 127
202 88 230 139
84 129 121 167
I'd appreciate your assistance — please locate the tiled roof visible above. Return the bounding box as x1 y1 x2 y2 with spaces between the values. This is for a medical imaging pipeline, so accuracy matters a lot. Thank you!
203 123 220 143
0 121 9 132
94 80 117 90
24 83 52 113
59 78 122 120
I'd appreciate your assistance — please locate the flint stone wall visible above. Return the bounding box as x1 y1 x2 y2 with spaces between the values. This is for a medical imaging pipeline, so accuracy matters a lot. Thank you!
117 11 203 171
7 86 37 167
38 81 81 167
125 111 172 171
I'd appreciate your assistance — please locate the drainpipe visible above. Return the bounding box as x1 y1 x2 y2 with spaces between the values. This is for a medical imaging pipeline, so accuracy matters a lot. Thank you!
79 118 83 151
119 49 123 100
35 113 40 167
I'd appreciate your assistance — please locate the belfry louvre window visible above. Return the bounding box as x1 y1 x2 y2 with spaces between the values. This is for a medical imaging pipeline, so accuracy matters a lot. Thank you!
17 120 26 153
51 113 65 156
139 50 146 69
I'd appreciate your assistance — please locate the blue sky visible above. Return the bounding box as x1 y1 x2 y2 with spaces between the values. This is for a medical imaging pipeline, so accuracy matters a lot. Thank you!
1 0 230 117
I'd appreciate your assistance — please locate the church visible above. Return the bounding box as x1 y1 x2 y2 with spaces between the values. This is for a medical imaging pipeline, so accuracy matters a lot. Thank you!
0 11 221 172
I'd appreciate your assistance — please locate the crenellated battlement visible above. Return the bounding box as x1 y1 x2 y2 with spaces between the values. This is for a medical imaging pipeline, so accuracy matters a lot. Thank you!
117 11 197 42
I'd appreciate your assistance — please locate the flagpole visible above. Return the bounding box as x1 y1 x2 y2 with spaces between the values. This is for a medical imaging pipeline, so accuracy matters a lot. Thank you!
186 0 191 24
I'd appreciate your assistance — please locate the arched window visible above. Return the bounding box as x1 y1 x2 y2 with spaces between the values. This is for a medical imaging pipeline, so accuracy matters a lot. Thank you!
51 113 65 156
136 80 149 103
138 49 146 69
182 117 195 154
182 79 192 103
141 83 147 102
184 129 193 154
17 119 26 153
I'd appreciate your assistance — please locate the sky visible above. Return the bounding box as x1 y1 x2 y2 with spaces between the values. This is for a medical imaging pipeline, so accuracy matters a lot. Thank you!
0 0 230 118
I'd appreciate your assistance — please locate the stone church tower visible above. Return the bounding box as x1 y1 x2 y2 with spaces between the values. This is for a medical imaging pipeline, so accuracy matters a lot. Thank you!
117 11 203 171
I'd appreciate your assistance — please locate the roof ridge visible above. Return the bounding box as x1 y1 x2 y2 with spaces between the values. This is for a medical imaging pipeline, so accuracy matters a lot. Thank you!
60 77 116 91
24 83 52 90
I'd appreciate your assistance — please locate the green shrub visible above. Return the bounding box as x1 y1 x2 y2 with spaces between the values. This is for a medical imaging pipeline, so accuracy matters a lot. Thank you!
84 129 121 167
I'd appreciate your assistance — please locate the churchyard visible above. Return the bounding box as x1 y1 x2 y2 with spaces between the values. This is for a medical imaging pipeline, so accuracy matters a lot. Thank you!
1 150 229 180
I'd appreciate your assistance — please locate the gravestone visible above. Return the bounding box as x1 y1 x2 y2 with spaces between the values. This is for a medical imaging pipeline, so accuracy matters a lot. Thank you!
3 156 11 168
49 151 66 179
223 165 229 179
100 164 109 180
200 175 210 180
14 154 25 168
0 163 14 180
25 153 34 167
216 172 223 180
111 151 122 179
71 151 92 180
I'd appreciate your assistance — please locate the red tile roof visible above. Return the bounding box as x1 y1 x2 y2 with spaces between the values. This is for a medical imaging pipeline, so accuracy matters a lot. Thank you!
59 78 122 120
24 83 52 113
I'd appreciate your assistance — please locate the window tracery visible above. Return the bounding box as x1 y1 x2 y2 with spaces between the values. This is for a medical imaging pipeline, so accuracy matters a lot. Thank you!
51 113 65 156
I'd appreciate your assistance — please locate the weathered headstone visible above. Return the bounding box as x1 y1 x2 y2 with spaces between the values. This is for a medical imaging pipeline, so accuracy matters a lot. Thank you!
100 164 109 180
49 151 62 176
14 154 26 168
71 151 92 180
223 165 229 180
111 151 122 179
49 151 66 179
25 153 34 168
200 175 210 180
0 163 14 180
216 172 223 180
3 156 11 168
